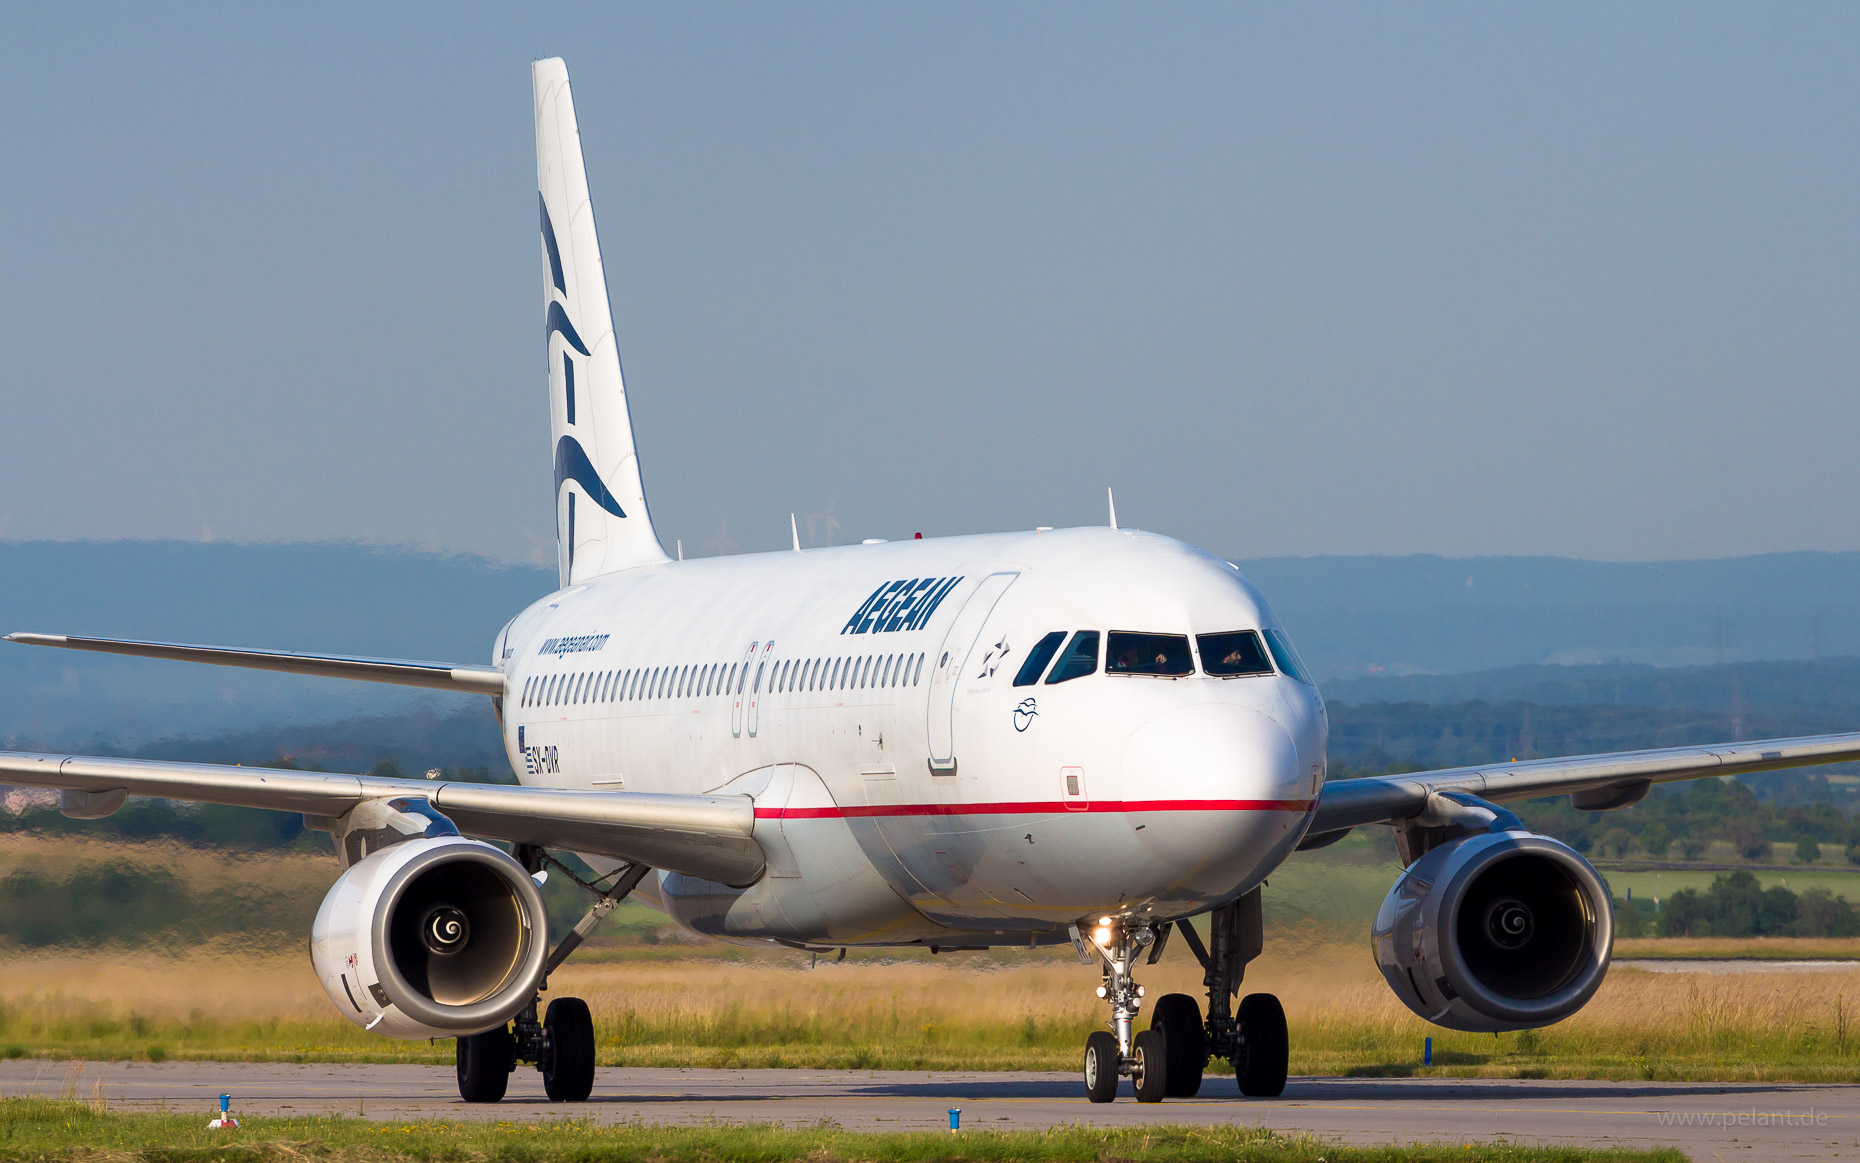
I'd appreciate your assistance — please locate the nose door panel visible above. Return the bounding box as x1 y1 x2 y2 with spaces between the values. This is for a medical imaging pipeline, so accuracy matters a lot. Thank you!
925 572 1019 769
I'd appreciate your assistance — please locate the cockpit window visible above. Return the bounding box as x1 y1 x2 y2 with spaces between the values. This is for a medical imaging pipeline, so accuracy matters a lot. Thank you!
1014 631 1068 687
1262 627 1315 686
1197 631 1274 677
1106 632 1193 677
1044 630 1100 684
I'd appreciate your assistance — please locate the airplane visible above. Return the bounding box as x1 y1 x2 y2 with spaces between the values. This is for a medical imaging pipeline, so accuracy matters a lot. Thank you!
6 56 1860 1106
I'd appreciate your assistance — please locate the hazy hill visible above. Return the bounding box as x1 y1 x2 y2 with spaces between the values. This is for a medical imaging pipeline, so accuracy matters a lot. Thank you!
1243 551 1860 679
0 541 552 745
6 540 1860 746
1323 657 1860 713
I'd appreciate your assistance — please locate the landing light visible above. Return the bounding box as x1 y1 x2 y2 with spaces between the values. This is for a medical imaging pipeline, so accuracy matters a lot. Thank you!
1095 985 1107 998
1093 926 1112 945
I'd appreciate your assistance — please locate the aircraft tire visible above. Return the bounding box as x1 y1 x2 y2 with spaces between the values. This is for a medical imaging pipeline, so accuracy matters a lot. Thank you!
1131 1028 1169 1103
1150 993 1205 1097
1234 992 1288 1098
542 997 597 1102
455 1026 514 1103
1082 1031 1119 1103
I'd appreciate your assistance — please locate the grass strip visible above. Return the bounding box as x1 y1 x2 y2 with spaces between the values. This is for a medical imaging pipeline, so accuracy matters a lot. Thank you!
9 1019 1860 1083
0 1099 1680 1163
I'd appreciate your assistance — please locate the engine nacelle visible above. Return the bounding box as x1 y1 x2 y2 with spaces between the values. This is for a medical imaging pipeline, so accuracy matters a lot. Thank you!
310 835 549 1040
1372 830 1612 1032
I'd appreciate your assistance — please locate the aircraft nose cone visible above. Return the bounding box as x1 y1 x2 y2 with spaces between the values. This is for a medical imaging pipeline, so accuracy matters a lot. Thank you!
1119 703 1314 906
1121 702 1309 806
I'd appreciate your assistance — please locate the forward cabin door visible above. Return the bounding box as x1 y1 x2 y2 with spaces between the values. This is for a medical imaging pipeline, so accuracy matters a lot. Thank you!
731 641 759 738
746 640 774 738
925 572 1019 770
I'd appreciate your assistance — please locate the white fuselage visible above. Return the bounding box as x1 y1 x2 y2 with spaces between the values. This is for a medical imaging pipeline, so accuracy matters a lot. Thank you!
495 526 1326 947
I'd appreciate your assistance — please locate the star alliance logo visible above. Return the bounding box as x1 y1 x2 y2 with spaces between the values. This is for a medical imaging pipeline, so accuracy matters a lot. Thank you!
975 635 1011 679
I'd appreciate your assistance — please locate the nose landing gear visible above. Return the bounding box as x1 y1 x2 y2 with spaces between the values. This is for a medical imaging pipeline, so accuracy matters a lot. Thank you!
1076 889 1289 1103
1072 916 1169 1103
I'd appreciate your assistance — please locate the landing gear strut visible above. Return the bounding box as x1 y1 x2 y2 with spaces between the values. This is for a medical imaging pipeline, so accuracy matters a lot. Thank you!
453 849 647 1103
1175 887 1288 1097
1072 916 1169 1103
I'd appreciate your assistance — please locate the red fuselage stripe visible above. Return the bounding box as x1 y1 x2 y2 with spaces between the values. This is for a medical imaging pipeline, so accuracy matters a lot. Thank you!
754 799 1315 820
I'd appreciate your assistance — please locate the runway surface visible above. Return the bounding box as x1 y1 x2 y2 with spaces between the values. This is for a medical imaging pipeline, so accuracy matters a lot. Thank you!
4 1061 1857 1158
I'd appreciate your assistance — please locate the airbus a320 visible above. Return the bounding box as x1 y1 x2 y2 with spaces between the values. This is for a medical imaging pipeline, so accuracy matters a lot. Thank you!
8 58 1858 1105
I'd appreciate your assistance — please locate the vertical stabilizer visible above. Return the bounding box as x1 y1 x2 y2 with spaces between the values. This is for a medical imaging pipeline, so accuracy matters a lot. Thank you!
533 58 670 584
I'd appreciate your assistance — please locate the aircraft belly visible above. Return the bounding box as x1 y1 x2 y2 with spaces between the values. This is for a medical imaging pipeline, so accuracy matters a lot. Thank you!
660 761 935 944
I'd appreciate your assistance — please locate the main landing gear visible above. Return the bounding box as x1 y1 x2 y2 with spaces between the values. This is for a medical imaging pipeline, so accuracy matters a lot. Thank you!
455 851 650 1103
1074 888 1288 1103
456 993 596 1103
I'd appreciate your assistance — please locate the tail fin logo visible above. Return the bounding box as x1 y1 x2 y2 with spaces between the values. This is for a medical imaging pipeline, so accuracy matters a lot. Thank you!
539 195 567 294
554 435 627 518
540 197 591 358
542 192 624 520
547 301 590 357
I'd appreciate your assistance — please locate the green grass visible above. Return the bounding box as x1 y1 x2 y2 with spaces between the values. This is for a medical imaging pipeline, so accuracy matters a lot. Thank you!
1598 865 1860 903
0 1098 1682 1162
13 995 1860 1083
1614 936 1860 960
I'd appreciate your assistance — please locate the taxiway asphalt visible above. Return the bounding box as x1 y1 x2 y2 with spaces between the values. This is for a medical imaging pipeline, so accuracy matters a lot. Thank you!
3 1061 1854 1159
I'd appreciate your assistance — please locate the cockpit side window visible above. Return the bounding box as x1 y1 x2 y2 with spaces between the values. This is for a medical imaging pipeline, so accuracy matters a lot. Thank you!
1197 630 1274 677
1014 631 1068 687
1045 630 1100 684
1262 627 1315 686
1106 632 1193 677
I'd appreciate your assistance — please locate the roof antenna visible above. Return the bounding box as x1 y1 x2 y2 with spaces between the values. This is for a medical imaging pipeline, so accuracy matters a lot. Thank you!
791 513 802 552
1107 487 1118 531
676 539 684 561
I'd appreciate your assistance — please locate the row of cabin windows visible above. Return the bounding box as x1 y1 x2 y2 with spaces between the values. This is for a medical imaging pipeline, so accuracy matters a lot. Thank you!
1011 628 1314 687
519 651 929 709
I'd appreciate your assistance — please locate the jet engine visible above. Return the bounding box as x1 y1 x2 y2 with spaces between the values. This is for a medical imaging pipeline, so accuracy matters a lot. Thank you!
1372 829 1612 1032
310 828 549 1040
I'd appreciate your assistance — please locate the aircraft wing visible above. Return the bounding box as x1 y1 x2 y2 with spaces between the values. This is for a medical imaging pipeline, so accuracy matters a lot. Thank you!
0 751 764 886
1308 731 1860 836
5 632 504 696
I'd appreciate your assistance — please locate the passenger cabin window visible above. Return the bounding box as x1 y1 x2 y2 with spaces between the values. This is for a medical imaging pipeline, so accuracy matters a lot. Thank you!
1015 631 1068 687
1107 632 1192 677
1045 631 1100 684
1263 628 1316 686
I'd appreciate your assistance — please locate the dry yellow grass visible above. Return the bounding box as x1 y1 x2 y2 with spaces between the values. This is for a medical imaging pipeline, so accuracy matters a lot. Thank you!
5 938 1860 1080
2 833 1855 1078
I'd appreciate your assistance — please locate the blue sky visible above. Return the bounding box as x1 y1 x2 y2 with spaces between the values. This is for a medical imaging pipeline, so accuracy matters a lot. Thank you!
2 4 1857 564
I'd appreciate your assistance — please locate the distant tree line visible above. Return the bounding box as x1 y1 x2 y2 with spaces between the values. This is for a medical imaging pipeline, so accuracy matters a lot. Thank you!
0 859 323 946
1614 871 1860 939
1335 758 1860 865
1509 777 1860 864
